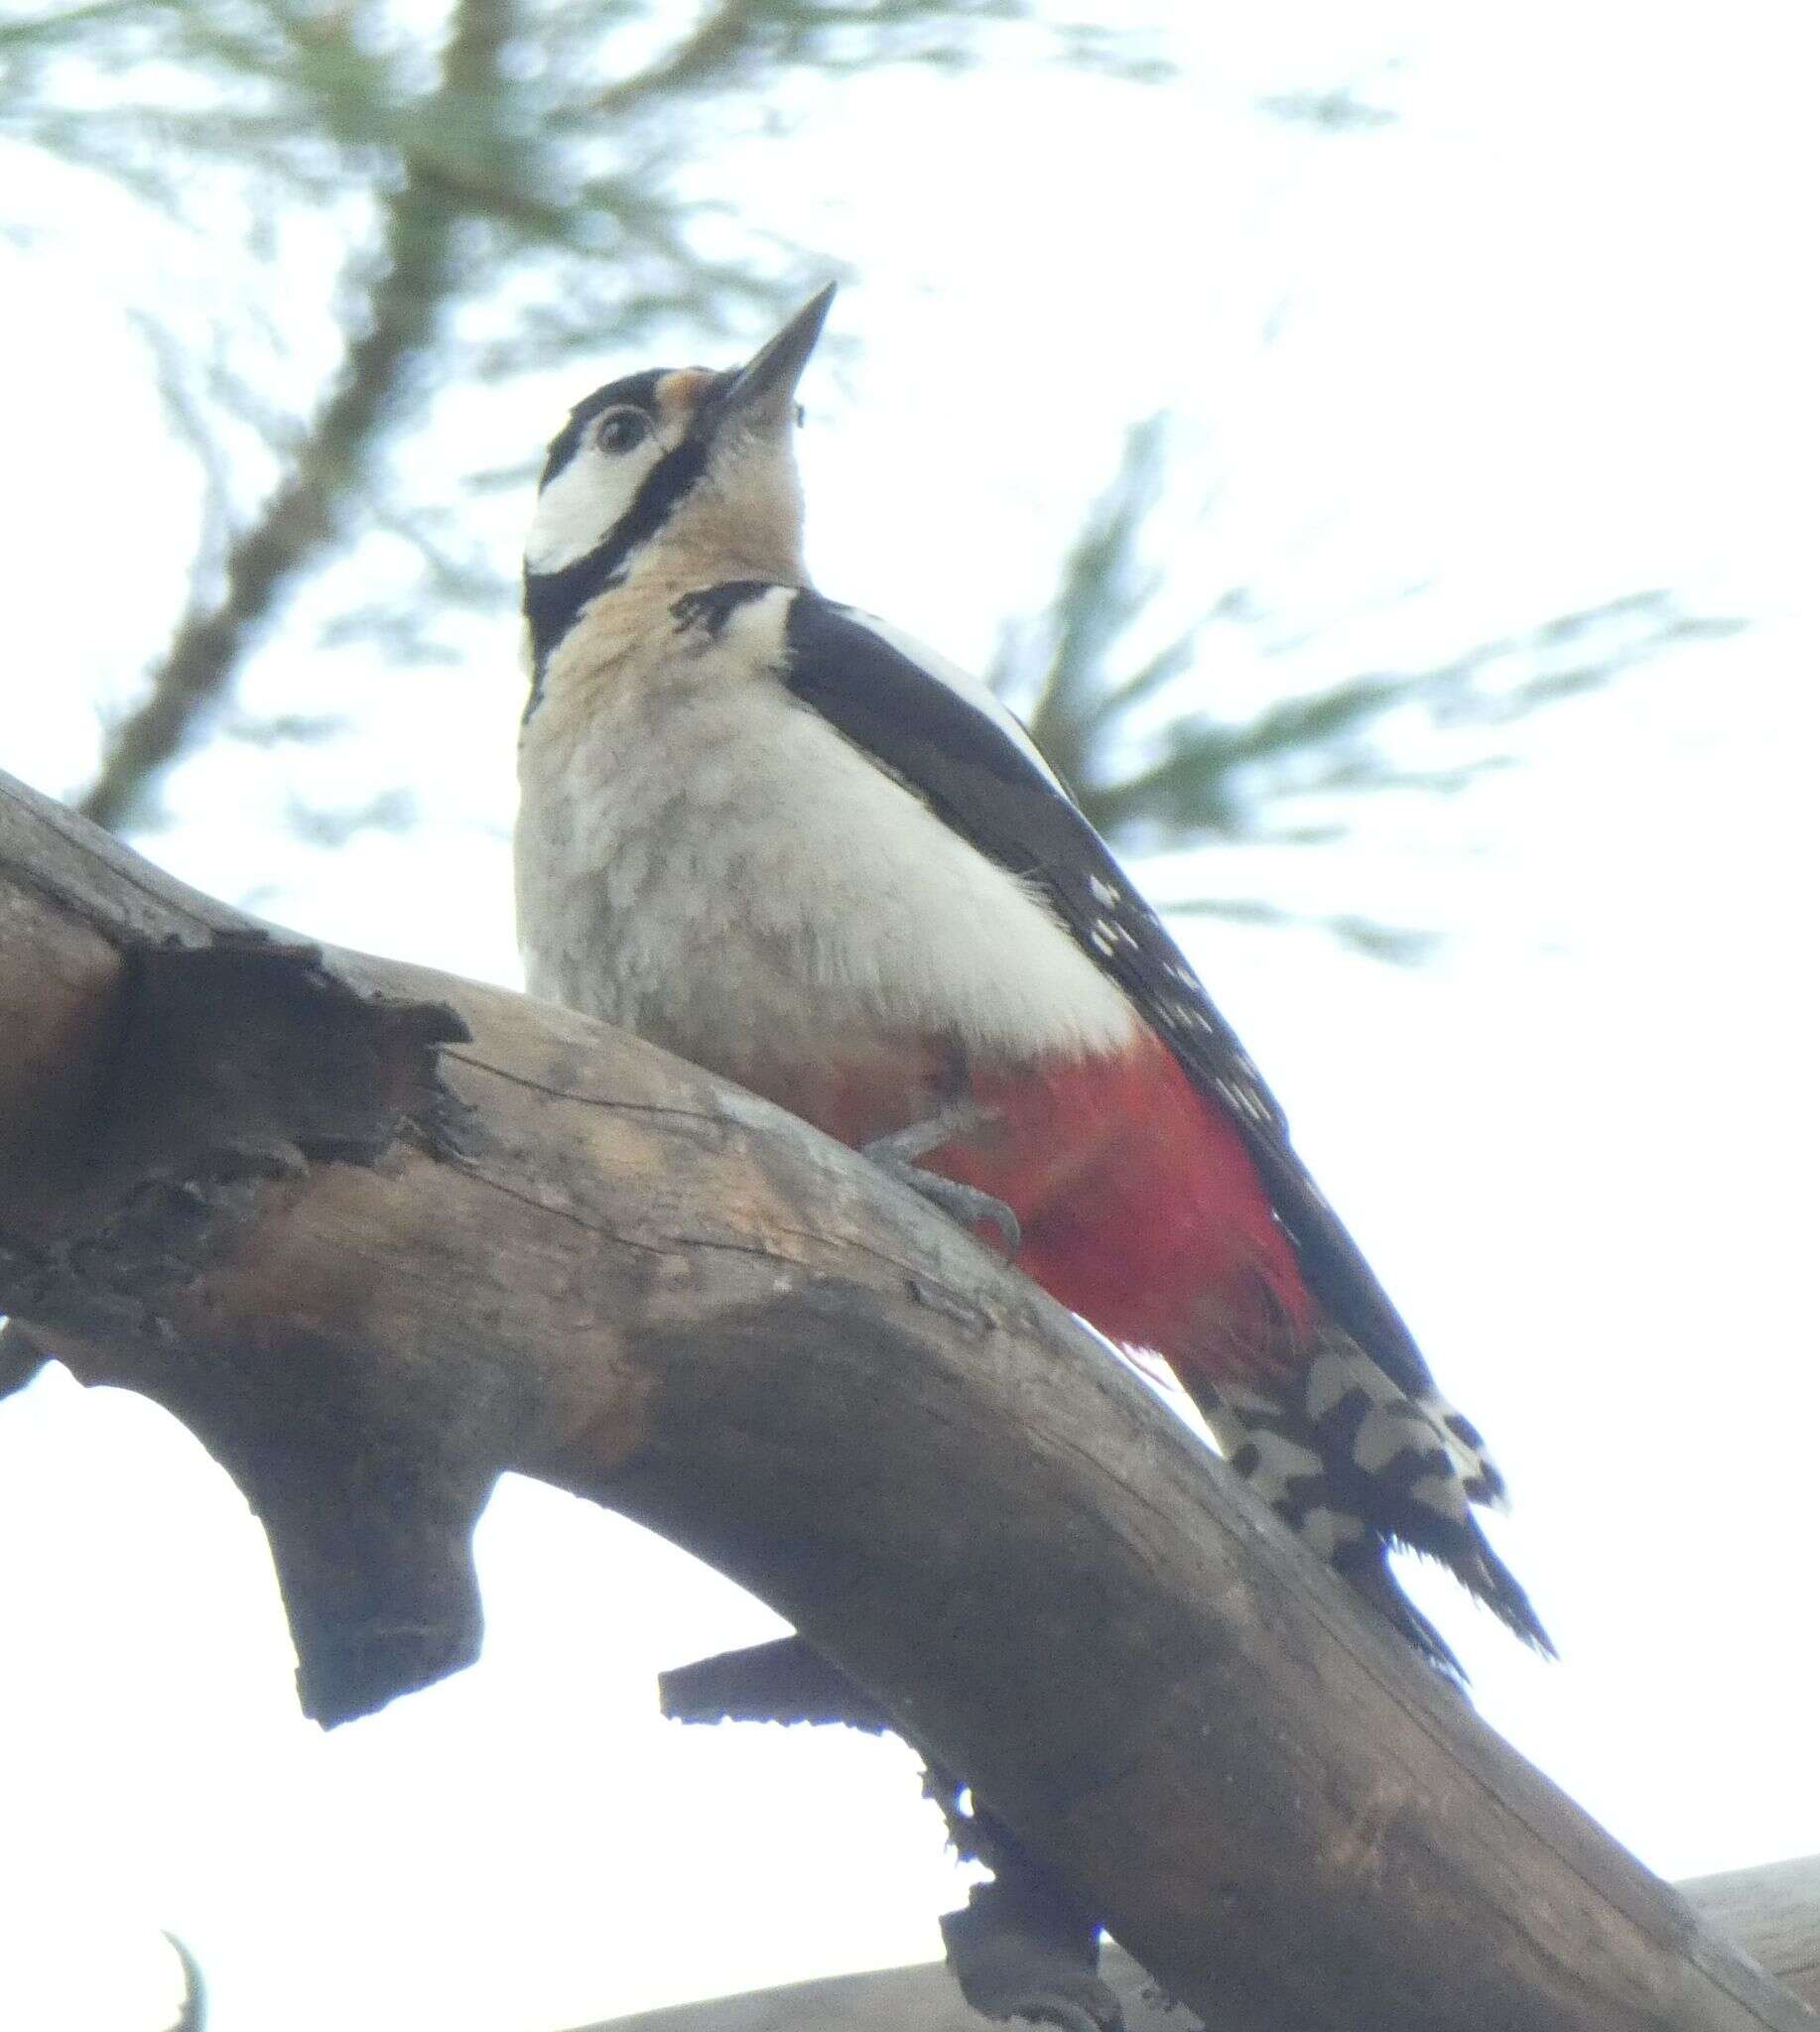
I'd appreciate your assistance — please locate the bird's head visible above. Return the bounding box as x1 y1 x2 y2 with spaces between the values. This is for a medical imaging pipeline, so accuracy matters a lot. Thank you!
523 285 834 671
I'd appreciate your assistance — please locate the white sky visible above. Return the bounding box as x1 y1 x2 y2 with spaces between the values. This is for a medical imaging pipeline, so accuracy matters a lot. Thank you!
2 4 1818 2028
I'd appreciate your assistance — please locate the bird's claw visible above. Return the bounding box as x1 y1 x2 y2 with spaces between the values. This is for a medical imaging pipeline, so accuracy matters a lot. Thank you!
862 1106 1021 1256
895 1169 1021 1255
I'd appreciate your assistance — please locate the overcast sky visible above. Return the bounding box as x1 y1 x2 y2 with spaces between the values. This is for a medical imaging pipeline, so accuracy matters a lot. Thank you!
2 5 1817 2028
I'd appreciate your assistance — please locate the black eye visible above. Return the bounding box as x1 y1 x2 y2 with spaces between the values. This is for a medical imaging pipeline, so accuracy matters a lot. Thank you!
595 406 652 454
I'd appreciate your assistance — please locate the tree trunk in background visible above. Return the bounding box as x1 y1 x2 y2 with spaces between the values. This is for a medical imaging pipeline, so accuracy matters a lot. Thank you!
574 1858 1820 2031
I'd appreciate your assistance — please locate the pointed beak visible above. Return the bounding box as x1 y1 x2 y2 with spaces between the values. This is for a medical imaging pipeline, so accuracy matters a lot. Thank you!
709 284 836 433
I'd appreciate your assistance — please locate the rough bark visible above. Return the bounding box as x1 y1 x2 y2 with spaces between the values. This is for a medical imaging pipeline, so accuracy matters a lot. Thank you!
0 765 1810 2032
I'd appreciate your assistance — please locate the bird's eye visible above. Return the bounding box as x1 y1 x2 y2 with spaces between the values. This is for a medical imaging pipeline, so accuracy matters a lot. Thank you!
794 403 807 428
595 407 652 455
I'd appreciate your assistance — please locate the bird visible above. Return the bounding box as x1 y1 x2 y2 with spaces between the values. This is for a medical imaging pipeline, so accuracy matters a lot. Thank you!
512 282 1551 1683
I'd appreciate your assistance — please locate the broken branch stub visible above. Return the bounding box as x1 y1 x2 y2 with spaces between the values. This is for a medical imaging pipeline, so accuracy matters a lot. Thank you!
0 911 501 1723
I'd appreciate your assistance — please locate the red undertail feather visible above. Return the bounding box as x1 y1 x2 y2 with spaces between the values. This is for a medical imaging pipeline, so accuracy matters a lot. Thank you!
910 1036 1551 1674
944 1036 1320 1389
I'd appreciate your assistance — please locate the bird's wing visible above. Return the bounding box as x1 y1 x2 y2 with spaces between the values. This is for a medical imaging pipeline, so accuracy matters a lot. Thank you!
777 589 1442 1405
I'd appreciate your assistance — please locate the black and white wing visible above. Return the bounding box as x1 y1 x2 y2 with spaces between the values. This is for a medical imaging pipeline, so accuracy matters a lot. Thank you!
775 590 1450 1416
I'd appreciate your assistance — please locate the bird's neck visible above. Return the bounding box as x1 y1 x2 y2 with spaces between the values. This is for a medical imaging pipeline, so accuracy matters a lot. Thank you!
627 465 809 593
616 544 807 600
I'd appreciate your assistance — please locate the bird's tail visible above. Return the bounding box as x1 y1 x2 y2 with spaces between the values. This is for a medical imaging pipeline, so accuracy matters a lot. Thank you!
1191 1332 1553 1679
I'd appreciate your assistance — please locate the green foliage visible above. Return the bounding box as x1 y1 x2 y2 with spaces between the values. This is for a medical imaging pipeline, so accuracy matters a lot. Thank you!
1 0 1156 826
994 420 1746 954
2 0 1152 380
0 3 1745 956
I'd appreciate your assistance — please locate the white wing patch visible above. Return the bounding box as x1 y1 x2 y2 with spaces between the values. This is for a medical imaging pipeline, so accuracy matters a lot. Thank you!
838 607 1069 796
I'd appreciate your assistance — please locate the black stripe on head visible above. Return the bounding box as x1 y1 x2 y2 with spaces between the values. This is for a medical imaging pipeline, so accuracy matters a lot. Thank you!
538 369 667 489
524 373 730 705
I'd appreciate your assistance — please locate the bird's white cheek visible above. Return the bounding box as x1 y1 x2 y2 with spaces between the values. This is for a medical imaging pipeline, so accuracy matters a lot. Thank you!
526 451 644 573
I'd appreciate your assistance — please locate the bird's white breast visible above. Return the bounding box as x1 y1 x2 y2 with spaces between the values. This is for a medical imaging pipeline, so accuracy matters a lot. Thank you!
514 586 1139 1084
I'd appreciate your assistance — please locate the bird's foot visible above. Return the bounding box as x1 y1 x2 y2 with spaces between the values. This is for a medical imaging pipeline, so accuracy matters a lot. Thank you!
942 1878 1125 2032
862 1104 1020 1255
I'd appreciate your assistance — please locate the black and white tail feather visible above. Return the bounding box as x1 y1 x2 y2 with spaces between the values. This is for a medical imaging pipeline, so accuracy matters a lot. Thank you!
1193 1338 1550 1678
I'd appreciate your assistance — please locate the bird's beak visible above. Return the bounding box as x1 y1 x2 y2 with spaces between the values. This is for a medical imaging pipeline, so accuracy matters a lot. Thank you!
709 284 836 433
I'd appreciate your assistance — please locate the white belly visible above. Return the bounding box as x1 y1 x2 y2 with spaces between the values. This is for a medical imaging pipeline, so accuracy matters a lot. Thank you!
514 615 1137 1084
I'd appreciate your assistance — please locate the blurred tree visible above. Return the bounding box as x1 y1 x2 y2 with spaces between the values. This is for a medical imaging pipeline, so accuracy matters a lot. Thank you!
1 0 1152 831
993 418 1744 956
0 0 1741 941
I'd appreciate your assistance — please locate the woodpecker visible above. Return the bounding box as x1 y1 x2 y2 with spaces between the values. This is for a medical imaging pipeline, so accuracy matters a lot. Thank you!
514 284 1551 1678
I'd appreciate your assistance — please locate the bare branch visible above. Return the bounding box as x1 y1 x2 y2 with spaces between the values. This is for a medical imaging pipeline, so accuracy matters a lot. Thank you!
74 0 507 832
0 762 1809 2032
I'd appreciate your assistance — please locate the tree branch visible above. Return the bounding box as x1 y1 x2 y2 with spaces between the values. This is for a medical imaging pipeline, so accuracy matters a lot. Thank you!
0 764 1808 2032
575 1856 1820 2031
74 0 514 834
